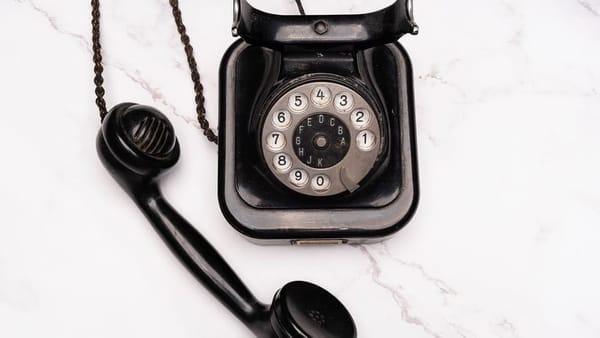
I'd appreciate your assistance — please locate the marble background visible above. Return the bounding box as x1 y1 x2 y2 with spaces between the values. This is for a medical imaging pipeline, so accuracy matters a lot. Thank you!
1 0 599 337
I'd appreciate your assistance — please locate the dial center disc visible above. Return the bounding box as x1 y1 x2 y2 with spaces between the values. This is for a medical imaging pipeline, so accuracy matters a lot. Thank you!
313 133 329 150
293 113 350 169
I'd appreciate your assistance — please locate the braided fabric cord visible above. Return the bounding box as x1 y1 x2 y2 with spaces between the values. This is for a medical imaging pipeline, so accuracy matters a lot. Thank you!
90 0 218 144
169 0 218 144
91 0 108 120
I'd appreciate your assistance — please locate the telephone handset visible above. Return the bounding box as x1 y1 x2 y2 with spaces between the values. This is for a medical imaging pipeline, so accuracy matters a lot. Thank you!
219 0 420 244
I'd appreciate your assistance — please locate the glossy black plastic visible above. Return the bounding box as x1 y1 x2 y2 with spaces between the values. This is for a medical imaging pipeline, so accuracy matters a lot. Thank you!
218 41 419 243
97 103 357 337
234 0 418 47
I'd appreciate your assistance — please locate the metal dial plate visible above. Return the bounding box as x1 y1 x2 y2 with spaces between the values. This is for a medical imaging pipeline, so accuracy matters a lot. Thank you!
261 81 382 197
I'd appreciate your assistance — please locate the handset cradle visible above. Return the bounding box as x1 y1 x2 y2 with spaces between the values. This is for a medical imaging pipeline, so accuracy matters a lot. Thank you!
232 0 418 46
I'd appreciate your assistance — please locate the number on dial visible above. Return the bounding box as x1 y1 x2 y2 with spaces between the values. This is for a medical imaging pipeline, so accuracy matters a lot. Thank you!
273 153 292 173
272 111 291 129
311 86 332 107
288 93 308 112
334 92 354 112
356 130 376 151
289 169 309 187
266 132 286 151
311 174 331 192
351 109 370 129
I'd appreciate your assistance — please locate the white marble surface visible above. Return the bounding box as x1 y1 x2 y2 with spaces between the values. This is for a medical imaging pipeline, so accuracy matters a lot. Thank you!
1 0 599 337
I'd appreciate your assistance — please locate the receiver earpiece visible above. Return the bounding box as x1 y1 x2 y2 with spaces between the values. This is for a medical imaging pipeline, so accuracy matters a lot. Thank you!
97 103 357 338
99 102 179 181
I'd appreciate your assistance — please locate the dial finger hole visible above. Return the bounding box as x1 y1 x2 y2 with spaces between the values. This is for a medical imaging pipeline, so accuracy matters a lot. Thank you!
266 132 286 151
289 169 309 187
272 110 291 130
311 174 331 192
273 153 292 173
356 130 376 151
334 92 354 112
288 93 308 113
350 109 371 130
311 86 332 107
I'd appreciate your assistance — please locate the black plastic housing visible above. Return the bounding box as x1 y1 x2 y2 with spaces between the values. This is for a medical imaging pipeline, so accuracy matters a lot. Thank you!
218 1 419 245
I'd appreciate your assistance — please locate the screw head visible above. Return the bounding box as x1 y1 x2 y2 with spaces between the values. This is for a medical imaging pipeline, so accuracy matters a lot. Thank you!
314 21 328 35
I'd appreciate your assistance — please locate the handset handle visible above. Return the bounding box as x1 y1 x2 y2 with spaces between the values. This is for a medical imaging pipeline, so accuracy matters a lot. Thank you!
232 0 418 48
134 185 269 331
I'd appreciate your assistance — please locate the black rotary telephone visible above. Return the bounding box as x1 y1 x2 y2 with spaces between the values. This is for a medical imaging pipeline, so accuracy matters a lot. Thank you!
92 0 418 337
220 0 419 244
